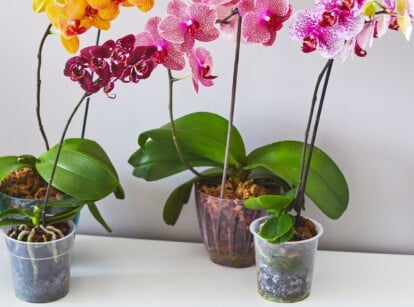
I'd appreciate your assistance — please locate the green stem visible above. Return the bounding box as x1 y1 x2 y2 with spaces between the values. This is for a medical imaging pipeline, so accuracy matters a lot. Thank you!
220 10 242 199
36 23 53 151
41 93 90 226
295 59 334 223
167 70 204 178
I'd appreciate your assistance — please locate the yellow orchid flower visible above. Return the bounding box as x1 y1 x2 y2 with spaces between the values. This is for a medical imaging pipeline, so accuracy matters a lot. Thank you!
396 0 412 40
126 0 154 12
32 0 65 13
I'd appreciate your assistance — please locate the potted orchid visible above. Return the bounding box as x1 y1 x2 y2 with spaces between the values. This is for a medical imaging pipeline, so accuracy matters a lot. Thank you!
244 0 414 303
0 0 154 303
63 0 348 269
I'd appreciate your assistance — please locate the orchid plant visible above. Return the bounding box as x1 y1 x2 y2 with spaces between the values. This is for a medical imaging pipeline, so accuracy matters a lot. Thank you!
63 0 414 243
0 1 154 237
62 0 353 243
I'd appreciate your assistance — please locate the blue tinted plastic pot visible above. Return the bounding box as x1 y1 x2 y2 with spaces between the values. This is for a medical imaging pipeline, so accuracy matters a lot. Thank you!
3 221 76 303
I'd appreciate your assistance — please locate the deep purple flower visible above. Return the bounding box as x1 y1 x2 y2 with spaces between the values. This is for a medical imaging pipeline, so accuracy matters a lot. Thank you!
64 34 157 95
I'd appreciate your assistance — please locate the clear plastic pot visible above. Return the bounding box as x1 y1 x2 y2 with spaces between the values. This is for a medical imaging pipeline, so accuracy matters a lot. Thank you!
3 221 76 303
250 216 323 302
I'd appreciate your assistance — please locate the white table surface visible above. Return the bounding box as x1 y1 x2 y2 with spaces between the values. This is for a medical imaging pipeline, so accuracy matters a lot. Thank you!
0 234 413 306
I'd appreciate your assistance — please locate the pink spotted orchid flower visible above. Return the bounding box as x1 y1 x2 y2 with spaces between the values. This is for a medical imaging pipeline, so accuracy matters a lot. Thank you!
158 0 220 52
239 0 293 46
188 47 217 93
136 16 186 70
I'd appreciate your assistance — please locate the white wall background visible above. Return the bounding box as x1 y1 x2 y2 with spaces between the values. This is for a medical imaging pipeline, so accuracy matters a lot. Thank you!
1 1 414 254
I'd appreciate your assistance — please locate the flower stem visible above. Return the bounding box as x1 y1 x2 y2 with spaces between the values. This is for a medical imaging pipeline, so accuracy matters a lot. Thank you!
295 59 334 224
81 29 102 138
41 93 90 226
167 69 204 178
220 11 242 199
36 23 53 151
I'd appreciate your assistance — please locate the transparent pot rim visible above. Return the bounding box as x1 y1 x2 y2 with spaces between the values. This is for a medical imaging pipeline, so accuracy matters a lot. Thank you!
249 215 324 245
2 220 77 247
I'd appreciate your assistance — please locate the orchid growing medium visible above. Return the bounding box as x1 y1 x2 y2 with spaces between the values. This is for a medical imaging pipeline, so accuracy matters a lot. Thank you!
63 0 414 243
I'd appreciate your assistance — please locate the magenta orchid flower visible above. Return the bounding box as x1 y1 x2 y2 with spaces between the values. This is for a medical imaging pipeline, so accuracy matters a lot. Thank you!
64 34 157 95
136 16 186 70
188 47 217 93
239 0 293 46
158 0 220 52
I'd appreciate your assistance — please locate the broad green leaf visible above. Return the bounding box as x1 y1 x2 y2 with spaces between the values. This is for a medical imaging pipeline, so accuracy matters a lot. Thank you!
138 112 246 167
88 203 112 232
246 141 349 219
244 194 293 212
0 155 36 181
163 181 194 225
0 208 35 220
36 138 123 201
129 140 219 181
258 214 294 242
163 168 223 225
258 216 278 240
45 206 83 224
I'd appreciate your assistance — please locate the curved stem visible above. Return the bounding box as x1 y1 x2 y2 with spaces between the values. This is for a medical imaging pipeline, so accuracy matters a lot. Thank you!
36 23 53 150
295 59 334 223
81 29 102 138
167 69 204 178
220 11 242 199
41 93 90 226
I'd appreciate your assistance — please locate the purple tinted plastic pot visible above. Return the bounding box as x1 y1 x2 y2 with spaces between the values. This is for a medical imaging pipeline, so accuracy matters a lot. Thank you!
194 183 264 267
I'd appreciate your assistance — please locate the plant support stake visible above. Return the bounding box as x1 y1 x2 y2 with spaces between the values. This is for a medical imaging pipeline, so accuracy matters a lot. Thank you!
295 59 334 224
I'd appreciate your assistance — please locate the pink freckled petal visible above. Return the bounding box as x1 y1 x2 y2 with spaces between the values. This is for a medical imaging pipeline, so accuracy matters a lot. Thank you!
257 0 291 16
159 15 186 44
167 0 188 16
242 12 271 44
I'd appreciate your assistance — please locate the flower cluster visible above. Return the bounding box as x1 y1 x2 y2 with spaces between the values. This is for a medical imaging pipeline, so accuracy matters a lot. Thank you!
289 0 414 59
65 0 293 93
64 35 157 95
33 0 154 53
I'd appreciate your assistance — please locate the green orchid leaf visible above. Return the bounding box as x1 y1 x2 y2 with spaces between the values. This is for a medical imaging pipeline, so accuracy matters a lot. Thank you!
46 198 87 208
137 112 246 168
129 139 218 181
45 205 83 224
87 202 112 232
36 138 123 202
0 208 35 220
163 180 195 226
163 168 224 225
246 140 349 219
258 216 278 240
0 219 34 227
258 214 294 242
271 227 295 244
244 194 293 212
0 155 36 181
